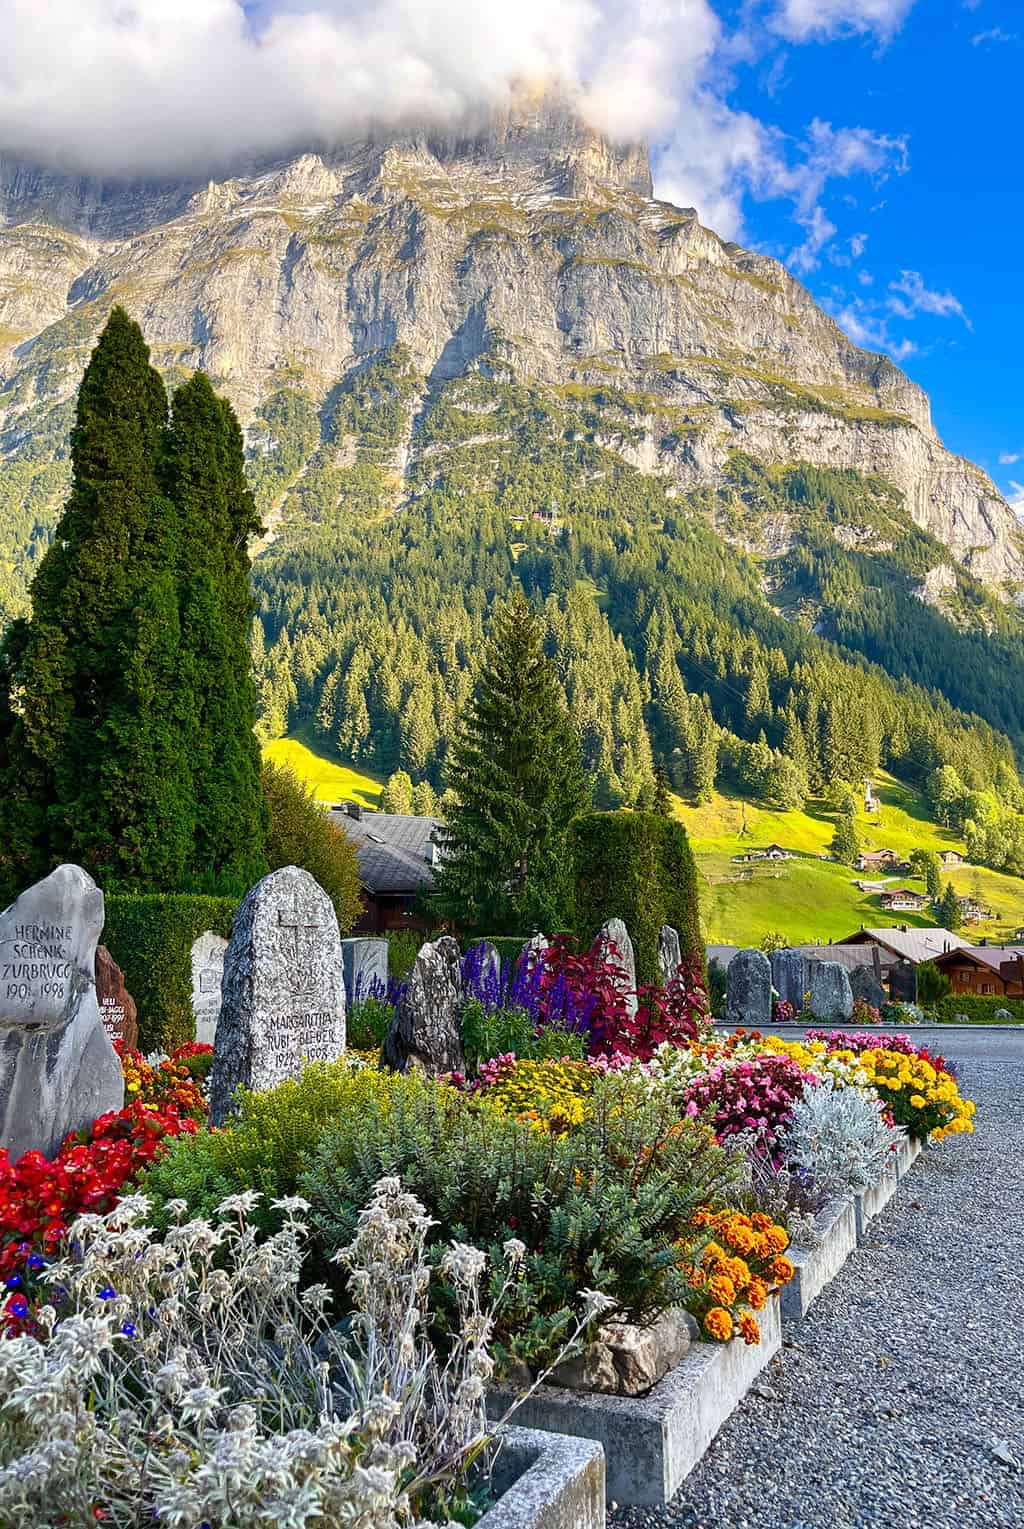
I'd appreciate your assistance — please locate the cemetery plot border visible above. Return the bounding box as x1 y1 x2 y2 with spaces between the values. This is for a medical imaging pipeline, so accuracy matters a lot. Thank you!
479 1427 605 1529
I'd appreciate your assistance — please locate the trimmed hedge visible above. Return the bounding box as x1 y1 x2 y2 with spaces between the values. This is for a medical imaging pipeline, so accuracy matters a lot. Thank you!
929 994 1024 1025
103 894 238 1053
568 811 702 986
480 936 533 968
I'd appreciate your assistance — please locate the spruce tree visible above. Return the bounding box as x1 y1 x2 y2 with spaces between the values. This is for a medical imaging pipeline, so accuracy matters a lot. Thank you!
936 881 963 932
434 590 591 935
162 373 267 890
0 308 195 892
653 760 672 816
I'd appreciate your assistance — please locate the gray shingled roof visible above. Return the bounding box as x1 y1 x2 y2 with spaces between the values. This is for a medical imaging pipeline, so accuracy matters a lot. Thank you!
329 811 442 895
835 927 971 965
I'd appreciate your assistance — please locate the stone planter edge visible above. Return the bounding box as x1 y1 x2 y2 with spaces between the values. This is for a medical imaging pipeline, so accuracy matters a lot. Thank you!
477 1425 605 1529
488 1296 782 1507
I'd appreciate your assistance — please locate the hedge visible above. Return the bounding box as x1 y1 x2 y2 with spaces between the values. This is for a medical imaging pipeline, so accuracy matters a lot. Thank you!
568 811 703 986
103 894 238 1053
928 994 1024 1025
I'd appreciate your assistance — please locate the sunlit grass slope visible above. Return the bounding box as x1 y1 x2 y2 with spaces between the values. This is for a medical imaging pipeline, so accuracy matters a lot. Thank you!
263 725 382 807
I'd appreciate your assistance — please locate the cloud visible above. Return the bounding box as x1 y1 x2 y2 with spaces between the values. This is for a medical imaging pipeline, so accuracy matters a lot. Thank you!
830 298 916 360
1007 481 1024 516
971 28 1017 45
887 270 970 325
770 0 918 43
999 451 1022 465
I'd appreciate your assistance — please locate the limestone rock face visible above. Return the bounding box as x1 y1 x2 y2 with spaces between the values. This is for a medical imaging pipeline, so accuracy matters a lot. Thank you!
383 935 464 1075
208 866 346 1125
1 92 1022 612
0 865 123 1159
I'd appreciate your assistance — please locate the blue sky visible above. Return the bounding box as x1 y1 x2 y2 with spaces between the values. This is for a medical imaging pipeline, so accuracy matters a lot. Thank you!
650 0 1023 508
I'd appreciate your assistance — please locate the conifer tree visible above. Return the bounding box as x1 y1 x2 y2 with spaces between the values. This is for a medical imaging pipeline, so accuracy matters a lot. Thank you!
936 881 963 932
653 760 672 816
0 308 194 893
162 373 267 890
434 590 591 935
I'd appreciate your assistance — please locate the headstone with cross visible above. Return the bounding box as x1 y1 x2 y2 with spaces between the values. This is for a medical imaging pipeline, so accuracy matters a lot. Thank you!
208 866 346 1125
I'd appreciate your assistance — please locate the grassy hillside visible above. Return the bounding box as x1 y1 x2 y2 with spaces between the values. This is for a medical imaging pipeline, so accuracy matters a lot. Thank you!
265 732 1024 946
679 772 1024 946
263 725 383 807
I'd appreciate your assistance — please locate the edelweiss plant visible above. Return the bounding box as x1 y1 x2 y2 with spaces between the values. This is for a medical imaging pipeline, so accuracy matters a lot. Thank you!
0 1178 604 1528
780 1079 904 1198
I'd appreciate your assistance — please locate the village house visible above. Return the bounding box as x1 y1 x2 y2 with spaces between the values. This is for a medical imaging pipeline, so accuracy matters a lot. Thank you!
835 926 970 968
879 888 930 913
731 843 795 864
329 805 443 935
939 849 966 867
856 848 900 872
932 944 1024 997
957 895 985 924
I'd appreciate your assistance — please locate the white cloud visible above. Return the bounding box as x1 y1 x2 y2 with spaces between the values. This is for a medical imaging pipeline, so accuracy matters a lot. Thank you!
1007 481 1024 516
887 270 969 325
999 451 1022 465
831 299 916 360
771 0 917 43
971 27 1017 45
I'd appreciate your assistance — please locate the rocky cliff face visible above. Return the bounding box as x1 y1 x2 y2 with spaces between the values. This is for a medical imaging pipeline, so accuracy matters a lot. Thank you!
2 91 1022 609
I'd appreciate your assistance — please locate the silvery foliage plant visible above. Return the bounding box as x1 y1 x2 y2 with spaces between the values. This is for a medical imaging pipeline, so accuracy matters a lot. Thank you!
0 1178 609 1528
782 1078 904 1199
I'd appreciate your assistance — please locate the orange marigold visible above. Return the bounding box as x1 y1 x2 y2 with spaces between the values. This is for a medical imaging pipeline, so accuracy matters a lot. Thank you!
708 1274 736 1305
765 1226 790 1254
750 1212 774 1232
738 1311 761 1346
704 1307 734 1342
718 1255 751 1290
746 1278 768 1310
770 1256 795 1285
724 1223 758 1256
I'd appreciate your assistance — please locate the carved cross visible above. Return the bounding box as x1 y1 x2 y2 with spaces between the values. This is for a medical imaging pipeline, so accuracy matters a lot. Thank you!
278 899 323 995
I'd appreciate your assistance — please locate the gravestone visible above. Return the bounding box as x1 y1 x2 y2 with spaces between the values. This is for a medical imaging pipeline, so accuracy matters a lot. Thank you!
771 948 807 1013
383 935 464 1075
191 931 228 1047
0 865 124 1160
808 960 854 1022
208 867 346 1125
657 924 683 986
95 945 138 1051
341 937 389 1007
849 964 887 1012
888 960 917 1004
519 933 549 974
725 948 772 1028
592 918 639 1021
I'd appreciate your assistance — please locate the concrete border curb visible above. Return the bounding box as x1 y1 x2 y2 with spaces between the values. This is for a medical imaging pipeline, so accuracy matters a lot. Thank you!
489 1297 781 1506
478 1427 605 1529
781 1196 857 1320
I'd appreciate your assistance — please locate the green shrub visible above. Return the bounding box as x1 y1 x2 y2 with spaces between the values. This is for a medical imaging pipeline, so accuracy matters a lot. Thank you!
385 929 421 978
104 893 237 1052
262 762 363 934
928 994 1024 1024
916 961 952 1005
461 999 586 1072
302 1068 737 1368
568 811 702 984
347 996 393 1051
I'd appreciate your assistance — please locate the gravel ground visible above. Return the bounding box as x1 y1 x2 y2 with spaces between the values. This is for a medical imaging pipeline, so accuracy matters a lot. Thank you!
612 1046 1024 1529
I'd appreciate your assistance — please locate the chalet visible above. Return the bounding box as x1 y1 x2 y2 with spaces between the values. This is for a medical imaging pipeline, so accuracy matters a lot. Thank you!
957 896 985 924
856 848 900 872
939 849 966 867
731 843 794 864
879 888 930 913
932 945 1024 997
330 805 444 935
835 926 970 967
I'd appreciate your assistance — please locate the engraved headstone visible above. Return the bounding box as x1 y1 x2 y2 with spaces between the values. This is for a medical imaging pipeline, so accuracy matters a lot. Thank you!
658 924 683 986
95 945 138 1051
808 960 854 1022
725 948 772 1028
191 931 228 1047
383 935 464 1075
771 948 807 1013
849 964 887 1012
208 867 346 1126
341 937 389 1007
592 918 639 1021
0 865 124 1160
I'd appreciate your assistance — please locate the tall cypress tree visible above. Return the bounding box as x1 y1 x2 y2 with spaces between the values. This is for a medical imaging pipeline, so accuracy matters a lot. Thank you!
162 374 267 890
0 309 195 892
434 590 591 935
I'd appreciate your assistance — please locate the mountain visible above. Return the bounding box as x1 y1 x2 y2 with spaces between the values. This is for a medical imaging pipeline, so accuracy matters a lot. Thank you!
3 89 1024 861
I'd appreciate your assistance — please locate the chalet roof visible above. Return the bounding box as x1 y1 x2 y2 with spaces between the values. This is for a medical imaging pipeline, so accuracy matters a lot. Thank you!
329 810 443 895
835 927 971 965
934 945 1024 975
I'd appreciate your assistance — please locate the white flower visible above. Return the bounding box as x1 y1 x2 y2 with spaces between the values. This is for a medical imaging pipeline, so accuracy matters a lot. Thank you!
582 1288 617 1319
441 1242 487 1286
215 1190 263 1219
502 1237 527 1267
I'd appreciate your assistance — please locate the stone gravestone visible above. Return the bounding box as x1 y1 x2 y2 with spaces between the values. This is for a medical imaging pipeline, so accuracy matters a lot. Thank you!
808 960 854 1022
592 918 639 1021
725 948 772 1028
341 937 389 1007
849 964 887 1012
208 867 346 1126
0 865 124 1160
657 924 683 986
888 959 917 1005
191 931 228 1047
95 945 138 1052
383 936 464 1075
771 948 807 1014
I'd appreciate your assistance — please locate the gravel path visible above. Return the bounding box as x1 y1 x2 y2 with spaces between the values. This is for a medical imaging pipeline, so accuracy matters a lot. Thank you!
612 1045 1024 1529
